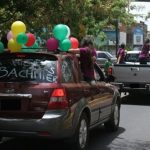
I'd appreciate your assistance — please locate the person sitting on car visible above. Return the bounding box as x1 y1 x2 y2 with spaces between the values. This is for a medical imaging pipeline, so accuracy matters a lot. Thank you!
139 38 150 64
117 43 126 64
68 36 97 84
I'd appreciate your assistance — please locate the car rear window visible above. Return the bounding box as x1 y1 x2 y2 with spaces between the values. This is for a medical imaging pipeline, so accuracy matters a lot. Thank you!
125 53 139 62
0 52 57 83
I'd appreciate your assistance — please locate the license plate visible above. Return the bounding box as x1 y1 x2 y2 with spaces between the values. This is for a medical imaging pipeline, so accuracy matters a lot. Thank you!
0 99 21 111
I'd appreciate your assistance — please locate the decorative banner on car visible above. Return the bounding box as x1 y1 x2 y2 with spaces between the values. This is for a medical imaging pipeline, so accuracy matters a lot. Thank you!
0 59 57 83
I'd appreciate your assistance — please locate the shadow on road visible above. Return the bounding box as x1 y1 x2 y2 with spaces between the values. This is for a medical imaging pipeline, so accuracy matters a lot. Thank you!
121 93 150 106
0 126 125 150
88 126 125 150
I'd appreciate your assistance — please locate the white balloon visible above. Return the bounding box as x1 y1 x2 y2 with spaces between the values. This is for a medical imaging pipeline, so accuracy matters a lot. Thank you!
65 25 71 38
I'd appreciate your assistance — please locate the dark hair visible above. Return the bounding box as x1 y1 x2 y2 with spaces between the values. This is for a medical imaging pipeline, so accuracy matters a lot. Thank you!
144 38 150 44
80 37 93 47
120 43 125 49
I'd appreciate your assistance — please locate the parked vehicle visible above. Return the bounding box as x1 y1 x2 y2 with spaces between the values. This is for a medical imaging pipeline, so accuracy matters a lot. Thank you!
133 46 141 51
110 50 150 95
125 50 150 64
96 51 117 68
0 51 121 150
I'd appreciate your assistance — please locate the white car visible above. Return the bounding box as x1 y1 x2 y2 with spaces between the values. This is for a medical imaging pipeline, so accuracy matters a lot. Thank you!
125 50 150 65
96 51 117 67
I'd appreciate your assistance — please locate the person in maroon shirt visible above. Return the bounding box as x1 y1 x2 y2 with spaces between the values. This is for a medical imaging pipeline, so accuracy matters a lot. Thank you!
139 38 150 64
117 43 126 64
69 37 97 83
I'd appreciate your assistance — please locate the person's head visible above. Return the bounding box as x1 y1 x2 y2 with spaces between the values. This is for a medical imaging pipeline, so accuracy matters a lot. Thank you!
144 38 150 44
120 43 125 49
80 36 94 49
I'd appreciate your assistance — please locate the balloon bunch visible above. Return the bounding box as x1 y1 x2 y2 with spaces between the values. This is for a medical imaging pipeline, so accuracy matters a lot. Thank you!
46 24 79 52
7 21 38 52
0 42 4 53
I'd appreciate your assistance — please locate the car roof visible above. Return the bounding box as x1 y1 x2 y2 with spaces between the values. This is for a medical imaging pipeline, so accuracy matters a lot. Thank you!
96 51 108 53
126 51 140 54
126 50 150 54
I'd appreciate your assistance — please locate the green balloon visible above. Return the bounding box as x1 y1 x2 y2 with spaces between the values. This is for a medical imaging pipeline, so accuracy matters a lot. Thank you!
59 38 71 51
0 42 4 53
16 33 28 45
21 42 39 53
53 24 68 41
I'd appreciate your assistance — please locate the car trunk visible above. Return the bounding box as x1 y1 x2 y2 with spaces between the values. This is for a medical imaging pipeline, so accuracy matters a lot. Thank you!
0 52 58 119
0 82 58 119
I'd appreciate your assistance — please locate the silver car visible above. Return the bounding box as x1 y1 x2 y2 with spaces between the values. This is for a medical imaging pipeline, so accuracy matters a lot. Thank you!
96 51 117 68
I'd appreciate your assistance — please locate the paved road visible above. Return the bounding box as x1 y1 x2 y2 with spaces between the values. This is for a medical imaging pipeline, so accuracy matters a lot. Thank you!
88 93 150 150
1 94 150 150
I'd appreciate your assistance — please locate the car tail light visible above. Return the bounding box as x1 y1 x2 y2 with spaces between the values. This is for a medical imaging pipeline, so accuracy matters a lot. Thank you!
108 67 113 75
47 88 69 109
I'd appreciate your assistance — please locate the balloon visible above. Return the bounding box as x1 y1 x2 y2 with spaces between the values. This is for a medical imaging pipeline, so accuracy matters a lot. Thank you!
11 21 26 37
16 33 28 45
0 42 4 53
7 31 13 40
8 39 22 52
65 25 71 38
53 24 68 41
46 38 59 51
25 33 36 47
22 42 39 53
70 37 79 49
59 38 71 51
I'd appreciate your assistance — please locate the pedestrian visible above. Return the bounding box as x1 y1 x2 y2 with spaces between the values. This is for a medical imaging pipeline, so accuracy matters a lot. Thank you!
139 38 150 64
116 43 126 64
68 36 97 84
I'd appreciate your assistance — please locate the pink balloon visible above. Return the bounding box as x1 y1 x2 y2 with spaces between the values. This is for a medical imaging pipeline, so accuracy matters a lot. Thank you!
46 38 59 51
7 31 13 40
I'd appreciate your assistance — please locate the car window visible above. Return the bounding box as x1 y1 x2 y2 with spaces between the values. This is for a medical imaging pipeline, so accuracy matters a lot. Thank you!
61 57 75 83
97 53 107 59
0 53 57 83
105 52 113 58
94 63 105 81
125 53 139 62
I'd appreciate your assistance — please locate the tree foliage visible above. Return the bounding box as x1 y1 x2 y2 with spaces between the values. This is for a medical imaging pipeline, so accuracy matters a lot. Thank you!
0 0 135 40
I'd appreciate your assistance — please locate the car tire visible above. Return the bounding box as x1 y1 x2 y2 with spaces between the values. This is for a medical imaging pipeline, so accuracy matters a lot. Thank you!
71 113 89 150
104 101 120 132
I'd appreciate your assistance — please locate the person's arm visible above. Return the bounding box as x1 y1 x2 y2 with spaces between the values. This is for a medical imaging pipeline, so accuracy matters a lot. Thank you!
92 56 96 62
117 55 121 64
92 49 97 63
68 48 80 54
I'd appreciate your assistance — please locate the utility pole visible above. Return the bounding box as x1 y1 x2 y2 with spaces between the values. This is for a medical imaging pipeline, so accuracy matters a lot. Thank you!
115 19 119 56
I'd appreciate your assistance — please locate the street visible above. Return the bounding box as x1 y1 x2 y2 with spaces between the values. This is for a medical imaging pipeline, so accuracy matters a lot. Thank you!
1 94 150 150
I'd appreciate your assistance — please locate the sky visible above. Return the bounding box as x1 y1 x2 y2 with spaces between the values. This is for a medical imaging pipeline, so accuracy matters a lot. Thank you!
129 2 150 31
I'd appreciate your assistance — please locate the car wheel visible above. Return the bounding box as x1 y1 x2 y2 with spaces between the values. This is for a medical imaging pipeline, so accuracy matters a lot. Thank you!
104 101 120 132
71 113 89 150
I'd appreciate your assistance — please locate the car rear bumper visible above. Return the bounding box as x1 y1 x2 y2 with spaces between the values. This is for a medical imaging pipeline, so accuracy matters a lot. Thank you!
111 82 150 93
0 110 75 139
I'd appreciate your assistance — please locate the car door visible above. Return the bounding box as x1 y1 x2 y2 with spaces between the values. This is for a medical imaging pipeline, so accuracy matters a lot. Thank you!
93 64 114 121
74 58 100 125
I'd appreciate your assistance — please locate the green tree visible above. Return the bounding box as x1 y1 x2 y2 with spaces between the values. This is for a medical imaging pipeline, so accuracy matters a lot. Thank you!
0 0 135 40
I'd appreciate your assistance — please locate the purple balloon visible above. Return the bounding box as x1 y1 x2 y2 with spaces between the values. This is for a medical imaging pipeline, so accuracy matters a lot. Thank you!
7 31 13 40
46 38 59 51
